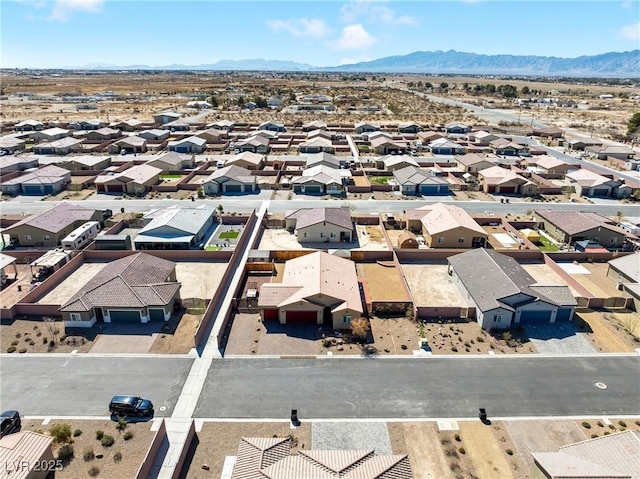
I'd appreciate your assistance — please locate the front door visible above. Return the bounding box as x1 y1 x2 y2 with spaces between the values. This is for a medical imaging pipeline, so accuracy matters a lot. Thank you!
95 308 104 322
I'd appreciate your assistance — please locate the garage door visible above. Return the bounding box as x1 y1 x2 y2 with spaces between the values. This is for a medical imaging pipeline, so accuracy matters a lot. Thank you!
23 185 43 195
519 310 552 325
420 186 440 195
225 184 242 193
592 189 609 196
285 310 317 323
263 309 279 321
499 186 516 194
109 310 141 322
293 185 302 193
304 186 322 194
555 308 572 322
107 184 124 193
149 309 165 321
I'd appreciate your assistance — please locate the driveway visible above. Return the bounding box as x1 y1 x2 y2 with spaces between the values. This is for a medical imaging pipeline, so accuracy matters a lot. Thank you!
525 323 596 354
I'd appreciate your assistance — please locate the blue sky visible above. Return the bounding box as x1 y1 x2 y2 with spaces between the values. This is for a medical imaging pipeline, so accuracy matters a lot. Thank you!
2 0 639 68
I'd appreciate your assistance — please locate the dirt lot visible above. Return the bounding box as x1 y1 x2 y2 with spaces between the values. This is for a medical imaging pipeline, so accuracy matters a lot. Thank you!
357 263 408 301
575 309 640 353
401 263 466 307
183 422 311 479
148 312 199 354
175 261 229 301
1 318 93 354
389 422 454 479
37 262 107 305
352 175 370 187
23 418 156 479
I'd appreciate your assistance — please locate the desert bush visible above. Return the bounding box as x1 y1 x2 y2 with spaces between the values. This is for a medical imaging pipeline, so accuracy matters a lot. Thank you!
591 434 599 438
58 444 74 460
582 422 591 429
476 336 484 342
95 430 104 440
101 435 115 447
123 431 134 441
618 420 627 427
10 341 18 346
454 434 461 442
18 348 27 353
113 451 122 463
83 447 95 461
88 466 100 477
458 447 466 454
49 423 72 444
506 449 513 455
597 420 604 427
73 429 82 437
116 418 128 431
6 347 16 353
322 339 332 348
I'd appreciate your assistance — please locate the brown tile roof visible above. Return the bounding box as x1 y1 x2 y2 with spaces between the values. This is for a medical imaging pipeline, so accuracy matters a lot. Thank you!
534 210 626 236
420 203 487 236
60 253 179 312
4 203 97 234
0 431 53 479
286 207 352 230
232 437 291 479
478 166 528 186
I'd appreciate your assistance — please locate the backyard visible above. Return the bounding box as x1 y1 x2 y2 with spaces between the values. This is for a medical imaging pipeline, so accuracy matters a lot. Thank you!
368 176 392 185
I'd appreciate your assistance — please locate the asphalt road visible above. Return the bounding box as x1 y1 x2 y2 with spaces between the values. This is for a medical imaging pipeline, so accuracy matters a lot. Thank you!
194 357 640 419
0 356 193 417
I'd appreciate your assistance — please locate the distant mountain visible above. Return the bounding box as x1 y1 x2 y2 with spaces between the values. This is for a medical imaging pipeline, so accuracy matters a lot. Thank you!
324 50 640 77
60 50 640 77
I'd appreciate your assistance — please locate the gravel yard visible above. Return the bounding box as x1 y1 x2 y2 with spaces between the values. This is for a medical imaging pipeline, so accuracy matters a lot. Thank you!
401 263 466 307
358 263 408 301
312 422 392 454
37 263 107 305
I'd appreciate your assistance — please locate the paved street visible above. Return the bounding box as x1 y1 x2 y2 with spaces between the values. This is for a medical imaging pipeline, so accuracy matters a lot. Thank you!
0 356 194 417
195 357 640 419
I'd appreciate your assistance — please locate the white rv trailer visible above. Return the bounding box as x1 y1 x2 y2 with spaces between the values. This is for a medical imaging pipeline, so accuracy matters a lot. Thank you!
61 221 101 250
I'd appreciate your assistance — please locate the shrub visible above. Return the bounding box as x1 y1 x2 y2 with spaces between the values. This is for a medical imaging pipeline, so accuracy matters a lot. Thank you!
58 444 74 460
591 434 599 438
113 451 122 463
451 346 458 352
636 420 640 427
18 348 27 353
581 422 591 429
101 435 115 447
116 418 128 431
10 341 18 346
505 449 513 456
123 431 134 441
476 336 484 342
458 447 466 454
49 423 73 444
95 430 104 440
618 420 627 427
322 339 332 348
88 466 100 477
6 347 16 353
454 434 461 442
59 335 67 342
597 420 604 427
604 431 611 435
43 338 48 344
73 429 82 437
83 447 95 461
15 333 21 338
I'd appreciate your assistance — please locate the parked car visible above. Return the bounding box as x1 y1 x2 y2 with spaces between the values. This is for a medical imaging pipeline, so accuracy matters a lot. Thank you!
0 410 21 438
109 396 154 418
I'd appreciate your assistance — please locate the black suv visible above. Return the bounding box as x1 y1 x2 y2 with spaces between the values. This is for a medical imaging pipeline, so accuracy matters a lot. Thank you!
109 396 154 418
0 410 21 438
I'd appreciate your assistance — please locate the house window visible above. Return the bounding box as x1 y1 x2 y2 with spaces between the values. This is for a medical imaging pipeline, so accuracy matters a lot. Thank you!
320 232 325 238
458 237 465 243
342 316 352 324
493 315 501 322
24 235 32 242
70 313 81 321
437 237 445 244
43 235 50 242
330 232 335 238
303 232 307 238
593 237 599 243
611 237 618 245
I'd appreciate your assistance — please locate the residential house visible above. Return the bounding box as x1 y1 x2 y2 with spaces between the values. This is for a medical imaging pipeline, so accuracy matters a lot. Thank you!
0 164 71 196
406 203 487 248
202 165 256 194
299 137 335 154
568 138 602 151
585 145 635 160
243 101 257 110
607 252 640 311
32 127 70 143
566 169 620 197
305 152 344 169
393 166 450 196
71 119 104 130
194 128 228 143
94 164 161 194
535 210 630 247
32 137 83 155
138 129 171 141
59 253 181 327
15 119 44 132
0 136 26 154
146 152 195 171
285 207 353 243
449 248 577 330
85 127 121 141
162 119 192 131
456 153 497 173
379 154 419 172
478 166 539 196
307 129 335 141
445 122 471 134
0 431 55 479
354 121 380 134
429 138 466 155
230 437 412 479
108 136 148 154
398 121 423 134
0 156 39 172
154 111 181 124
466 130 499 146
234 135 270 154
60 155 112 171
258 251 362 328
292 165 349 195
208 120 234 131
135 205 216 250
225 151 265 170
2 203 102 247
302 120 327 131
531 431 640 479
258 121 285 132
168 136 207 154
532 126 564 138
522 155 573 175
417 130 445 144
110 119 144 131
267 96 283 108
489 138 530 156
370 136 406 155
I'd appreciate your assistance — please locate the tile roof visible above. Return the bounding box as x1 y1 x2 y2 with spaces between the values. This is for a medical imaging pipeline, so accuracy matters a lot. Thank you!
479 166 528 186
232 437 291 479
5 203 97 234
2 164 69 186
393 166 449 186
420 203 487 236
204 165 255 184
0 431 53 479
147 151 193 167
227 151 264 167
381 155 419 169
534 210 626 236
456 153 496 167
60 253 180 312
566 169 616 188
140 205 215 236
286 207 353 230
306 152 341 168
608 252 640 283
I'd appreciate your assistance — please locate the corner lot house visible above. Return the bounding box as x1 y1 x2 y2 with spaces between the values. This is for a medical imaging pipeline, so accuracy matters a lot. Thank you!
489 138 529 156
135 205 216 250
168 136 207 154
0 164 71 196
535 210 629 247
146 152 195 171
0 431 55 479
393 166 450 195
259 251 363 328
585 145 635 160
466 130 499 146
522 155 572 175
3 203 102 247
94 164 161 194
407 203 487 248
449 248 576 330
285 207 353 243
202 165 256 194
60 253 181 327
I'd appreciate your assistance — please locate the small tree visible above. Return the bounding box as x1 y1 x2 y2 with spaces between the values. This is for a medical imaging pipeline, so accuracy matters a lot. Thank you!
627 111 640 137
350 317 370 341
49 423 73 444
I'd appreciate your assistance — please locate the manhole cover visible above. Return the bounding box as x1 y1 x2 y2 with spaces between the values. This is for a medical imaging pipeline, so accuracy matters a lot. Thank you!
594 381 607 390
159 406 167 412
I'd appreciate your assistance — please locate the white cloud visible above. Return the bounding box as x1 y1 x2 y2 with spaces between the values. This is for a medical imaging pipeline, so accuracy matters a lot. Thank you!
619 21 640 41
49 0 105 21
340 0 417 26
339 56 371 65
267 18 331 38
335 24 377 50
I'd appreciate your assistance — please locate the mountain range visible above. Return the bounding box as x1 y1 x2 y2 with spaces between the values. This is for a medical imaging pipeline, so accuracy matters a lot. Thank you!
67 50 640 77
